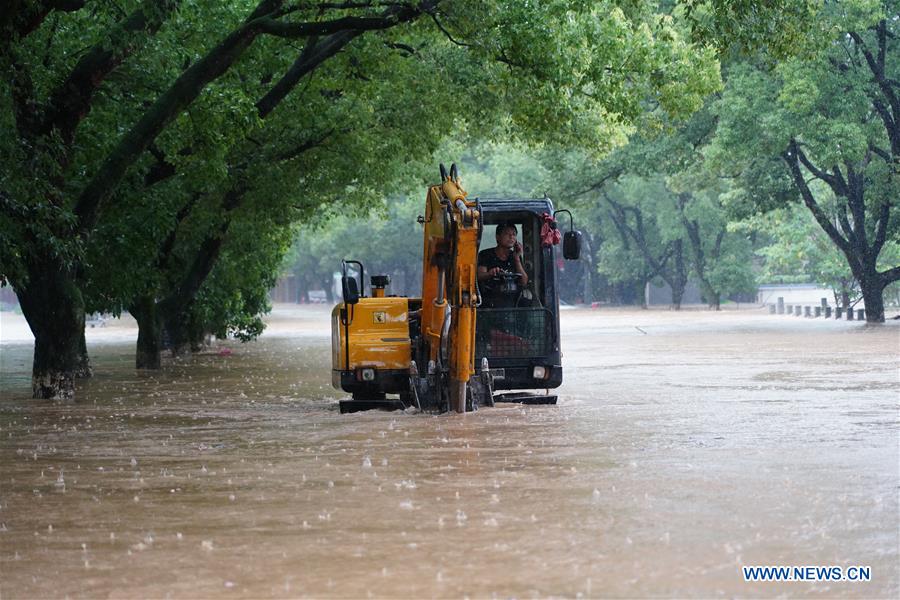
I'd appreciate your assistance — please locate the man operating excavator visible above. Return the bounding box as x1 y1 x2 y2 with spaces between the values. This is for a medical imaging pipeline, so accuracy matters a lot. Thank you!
477 222 529 309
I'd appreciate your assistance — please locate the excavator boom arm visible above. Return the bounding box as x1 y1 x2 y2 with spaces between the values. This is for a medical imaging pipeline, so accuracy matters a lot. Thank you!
419 165 483 412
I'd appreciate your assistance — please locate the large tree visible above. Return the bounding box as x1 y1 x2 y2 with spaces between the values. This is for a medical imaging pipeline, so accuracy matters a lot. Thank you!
546 100 757 310
709 1 899 322
5 0 781 399
1 1 449 397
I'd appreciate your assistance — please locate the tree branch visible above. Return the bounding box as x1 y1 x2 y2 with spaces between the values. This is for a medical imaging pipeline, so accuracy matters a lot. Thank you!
255 2 428 116
1 0 86 44
872 199 891 258
159 186 245 317
871 96 900 156
274 128 334 161
835 201 858 249
8 53 39 137
850 26 900 152
254 7 416 38
256 31 356 117
793 141 842 191
73 0 292 232
782 149 853 257
879 264 900 285
37 0 179 145
574 167 625 197
868 141 892 163
74 0 434 233
844 160 868 252
429 12 471 47
156 193 201 271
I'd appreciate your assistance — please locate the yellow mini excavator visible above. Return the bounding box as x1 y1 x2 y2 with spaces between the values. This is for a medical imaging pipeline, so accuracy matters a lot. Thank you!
331 163 582 413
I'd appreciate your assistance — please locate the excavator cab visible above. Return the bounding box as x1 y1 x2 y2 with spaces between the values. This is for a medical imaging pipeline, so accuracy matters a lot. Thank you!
331 165 581 413
474 200 573 400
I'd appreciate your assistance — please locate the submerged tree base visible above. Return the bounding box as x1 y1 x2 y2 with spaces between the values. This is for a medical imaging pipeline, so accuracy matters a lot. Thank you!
32 371 76 400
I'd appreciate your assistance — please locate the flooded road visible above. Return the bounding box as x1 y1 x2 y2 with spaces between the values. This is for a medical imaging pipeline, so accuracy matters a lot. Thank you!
1 306 898 598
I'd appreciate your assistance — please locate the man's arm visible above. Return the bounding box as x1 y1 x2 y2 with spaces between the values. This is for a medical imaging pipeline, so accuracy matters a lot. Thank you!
478 264 500 283
513 246 528 286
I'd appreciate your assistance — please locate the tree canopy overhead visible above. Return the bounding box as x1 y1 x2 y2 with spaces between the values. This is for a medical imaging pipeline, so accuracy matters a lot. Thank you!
2 0 736 399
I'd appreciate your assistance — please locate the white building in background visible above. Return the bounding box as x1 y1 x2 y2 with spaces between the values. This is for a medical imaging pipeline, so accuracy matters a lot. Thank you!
757 283 846 307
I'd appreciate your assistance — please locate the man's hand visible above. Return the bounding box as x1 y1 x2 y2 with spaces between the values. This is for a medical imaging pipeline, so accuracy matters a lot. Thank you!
488 267 502 277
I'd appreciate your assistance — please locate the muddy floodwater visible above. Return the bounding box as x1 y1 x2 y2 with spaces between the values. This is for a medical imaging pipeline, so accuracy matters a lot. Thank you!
1 306 898 598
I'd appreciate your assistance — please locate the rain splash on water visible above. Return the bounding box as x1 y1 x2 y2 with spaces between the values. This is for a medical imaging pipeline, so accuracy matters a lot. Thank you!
1 306 897 597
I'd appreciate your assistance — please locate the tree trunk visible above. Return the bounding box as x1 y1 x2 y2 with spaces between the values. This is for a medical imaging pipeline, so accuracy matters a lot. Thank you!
840 289 851 310
637 278 648 309
163 311 191 356
187 311 209 352
695 277 720 311
131 296 162 369
322 276 334 303
669 239 686 310
670 281 684 310
15 264 90 399
76 328 90 376
858 274 886 323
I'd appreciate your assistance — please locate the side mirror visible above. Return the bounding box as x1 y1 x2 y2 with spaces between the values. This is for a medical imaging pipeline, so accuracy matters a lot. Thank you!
341 259 364 305
342 276 360 305
554 209 583 260
563 230 583 260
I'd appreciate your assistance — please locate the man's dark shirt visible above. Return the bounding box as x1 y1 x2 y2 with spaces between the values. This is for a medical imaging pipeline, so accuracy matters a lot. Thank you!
478 247 517 308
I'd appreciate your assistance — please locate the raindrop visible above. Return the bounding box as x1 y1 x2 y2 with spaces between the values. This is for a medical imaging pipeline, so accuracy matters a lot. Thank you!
362 456 372 469
201 540 214 551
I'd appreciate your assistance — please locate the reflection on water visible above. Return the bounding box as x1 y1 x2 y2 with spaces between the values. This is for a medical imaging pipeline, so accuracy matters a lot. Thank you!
1 308 898 598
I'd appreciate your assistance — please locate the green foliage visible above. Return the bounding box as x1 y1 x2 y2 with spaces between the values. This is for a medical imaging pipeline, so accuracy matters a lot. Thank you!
707 0 899 319
6 0 827 383
680 0 822 58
